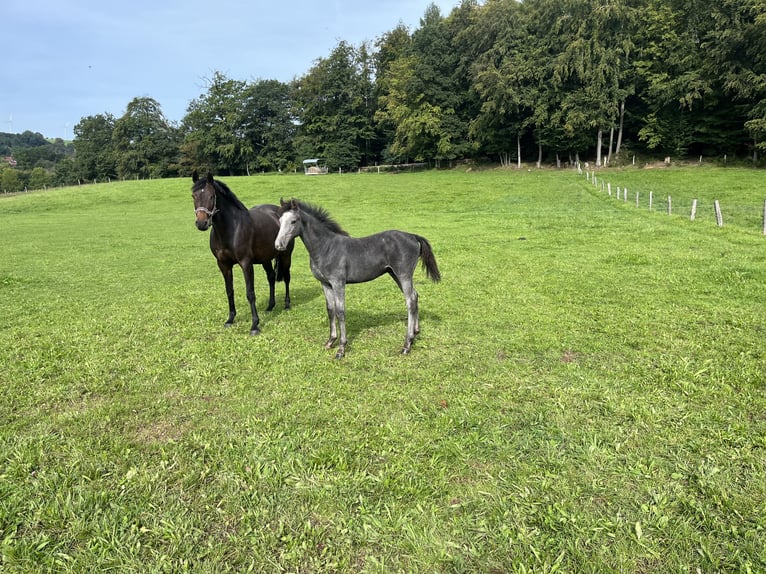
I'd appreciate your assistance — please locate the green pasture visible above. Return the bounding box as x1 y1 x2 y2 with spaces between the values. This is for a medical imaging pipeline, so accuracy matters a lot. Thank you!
1 167 765 573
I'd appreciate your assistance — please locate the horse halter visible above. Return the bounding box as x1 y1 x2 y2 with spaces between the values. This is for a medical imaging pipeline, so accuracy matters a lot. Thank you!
194 186 219 219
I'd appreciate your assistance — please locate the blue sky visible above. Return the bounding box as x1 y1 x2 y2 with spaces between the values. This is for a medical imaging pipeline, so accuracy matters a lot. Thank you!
3 0 457 140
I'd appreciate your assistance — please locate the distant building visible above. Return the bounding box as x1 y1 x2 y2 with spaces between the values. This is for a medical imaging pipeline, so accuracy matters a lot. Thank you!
3 156 17 167
302 158 328 175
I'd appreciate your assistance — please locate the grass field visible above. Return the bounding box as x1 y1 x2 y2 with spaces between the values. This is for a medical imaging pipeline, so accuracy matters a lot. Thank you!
1 167 765 573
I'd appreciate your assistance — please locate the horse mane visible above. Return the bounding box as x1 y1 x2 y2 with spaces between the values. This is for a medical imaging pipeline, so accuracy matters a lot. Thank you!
193 175 249 213
291 199 349 236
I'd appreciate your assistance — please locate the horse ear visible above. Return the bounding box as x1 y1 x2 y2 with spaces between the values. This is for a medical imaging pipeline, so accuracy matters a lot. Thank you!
290 198 298 210
206 171 214 183
279 197 288 208
192 170 199 183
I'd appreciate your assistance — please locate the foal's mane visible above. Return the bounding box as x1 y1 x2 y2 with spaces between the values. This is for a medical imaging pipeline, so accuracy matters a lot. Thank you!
292 200 349 236
193 175 249 213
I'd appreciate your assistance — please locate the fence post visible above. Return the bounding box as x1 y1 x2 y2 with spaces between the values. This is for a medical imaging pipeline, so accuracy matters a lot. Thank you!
714 200 723 227
762 199 766 235
649 191 653 211
691 199 697 221
635 191 639 208
624 188 628 202
608 182 612 196
668 196 672 215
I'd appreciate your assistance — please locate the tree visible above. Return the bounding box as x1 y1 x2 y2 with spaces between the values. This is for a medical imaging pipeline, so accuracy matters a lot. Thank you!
295 41 377 171
634 0 715 156
243 79 297 172
181 72 251 175
470 0 529 166
376 4 464 165
73 113 116 181
112 97 179 179
703 0 766 159
550 0 637 166
1 168 22 193
374 24 414 162
29 167 50 190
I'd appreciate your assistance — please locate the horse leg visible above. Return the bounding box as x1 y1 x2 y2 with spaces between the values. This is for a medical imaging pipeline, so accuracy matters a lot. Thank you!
321 283 338 351
399 275 419 354
218 260 237 327
279 254 291 310
262 260 276 312
334 283 348 359
241 261 260 335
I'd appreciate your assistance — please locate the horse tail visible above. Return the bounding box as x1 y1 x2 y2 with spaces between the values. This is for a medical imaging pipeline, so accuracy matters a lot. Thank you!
416 235 442 283
274 254 285 282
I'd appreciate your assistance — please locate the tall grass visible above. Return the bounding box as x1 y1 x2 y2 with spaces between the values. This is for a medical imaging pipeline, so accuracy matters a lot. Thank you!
1 168 765 572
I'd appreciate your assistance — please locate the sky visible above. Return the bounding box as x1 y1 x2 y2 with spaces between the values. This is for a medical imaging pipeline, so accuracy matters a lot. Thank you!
3 0 458 140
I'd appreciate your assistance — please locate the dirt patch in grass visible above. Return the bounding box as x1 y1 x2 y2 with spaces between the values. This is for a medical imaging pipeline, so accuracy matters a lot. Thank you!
134 419 189 444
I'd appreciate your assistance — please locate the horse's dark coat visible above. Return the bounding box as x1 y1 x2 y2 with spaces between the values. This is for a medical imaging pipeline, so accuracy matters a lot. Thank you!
191 171 294 335
275 198 440 358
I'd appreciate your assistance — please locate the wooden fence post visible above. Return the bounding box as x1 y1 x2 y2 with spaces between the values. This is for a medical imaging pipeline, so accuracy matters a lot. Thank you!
714 200 723 227
608 182 612 196
624 188 628 202
635 191 639 208
649 191 653 211
691 199 697 221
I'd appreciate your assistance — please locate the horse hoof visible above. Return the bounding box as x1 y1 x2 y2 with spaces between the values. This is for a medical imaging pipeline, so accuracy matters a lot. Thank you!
402 347 411 355
334 352 344 359
250 329 261 336
224 323 234 329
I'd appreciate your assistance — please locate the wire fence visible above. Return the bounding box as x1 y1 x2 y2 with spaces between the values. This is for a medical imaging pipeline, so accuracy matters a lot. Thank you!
579 166 766 235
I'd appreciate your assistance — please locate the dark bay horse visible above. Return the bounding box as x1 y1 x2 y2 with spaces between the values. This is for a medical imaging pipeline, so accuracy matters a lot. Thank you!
274 198 441 358
191 171 294 335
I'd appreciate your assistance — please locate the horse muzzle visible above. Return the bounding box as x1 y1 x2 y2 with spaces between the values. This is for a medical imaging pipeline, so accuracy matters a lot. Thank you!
195 217 211 231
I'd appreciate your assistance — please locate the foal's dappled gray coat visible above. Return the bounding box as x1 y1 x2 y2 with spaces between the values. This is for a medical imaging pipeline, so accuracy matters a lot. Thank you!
275 198 440 358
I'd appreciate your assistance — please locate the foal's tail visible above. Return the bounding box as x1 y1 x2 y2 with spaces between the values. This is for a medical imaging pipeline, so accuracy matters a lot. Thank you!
416 235 442 283
274 253 289 282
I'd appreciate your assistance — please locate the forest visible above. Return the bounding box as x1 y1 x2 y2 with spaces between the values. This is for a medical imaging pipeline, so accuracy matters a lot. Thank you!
2 0 765 191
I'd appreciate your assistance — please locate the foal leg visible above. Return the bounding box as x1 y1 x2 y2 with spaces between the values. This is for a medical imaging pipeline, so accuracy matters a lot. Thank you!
321 283 338 350
262 260 277 311
218 261 237 327
241 261 261 335
333 283 348 359
398 275 419 354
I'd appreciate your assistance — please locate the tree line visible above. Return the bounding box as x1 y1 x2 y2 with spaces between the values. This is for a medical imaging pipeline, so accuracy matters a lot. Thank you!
3 0 765 191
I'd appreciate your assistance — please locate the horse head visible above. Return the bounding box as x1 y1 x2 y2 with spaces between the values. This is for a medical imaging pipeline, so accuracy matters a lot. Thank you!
275 197 301 251
191 171 218 230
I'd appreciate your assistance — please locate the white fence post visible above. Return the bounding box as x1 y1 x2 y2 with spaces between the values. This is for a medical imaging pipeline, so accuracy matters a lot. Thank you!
715 200 723 227
691 199 698 221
